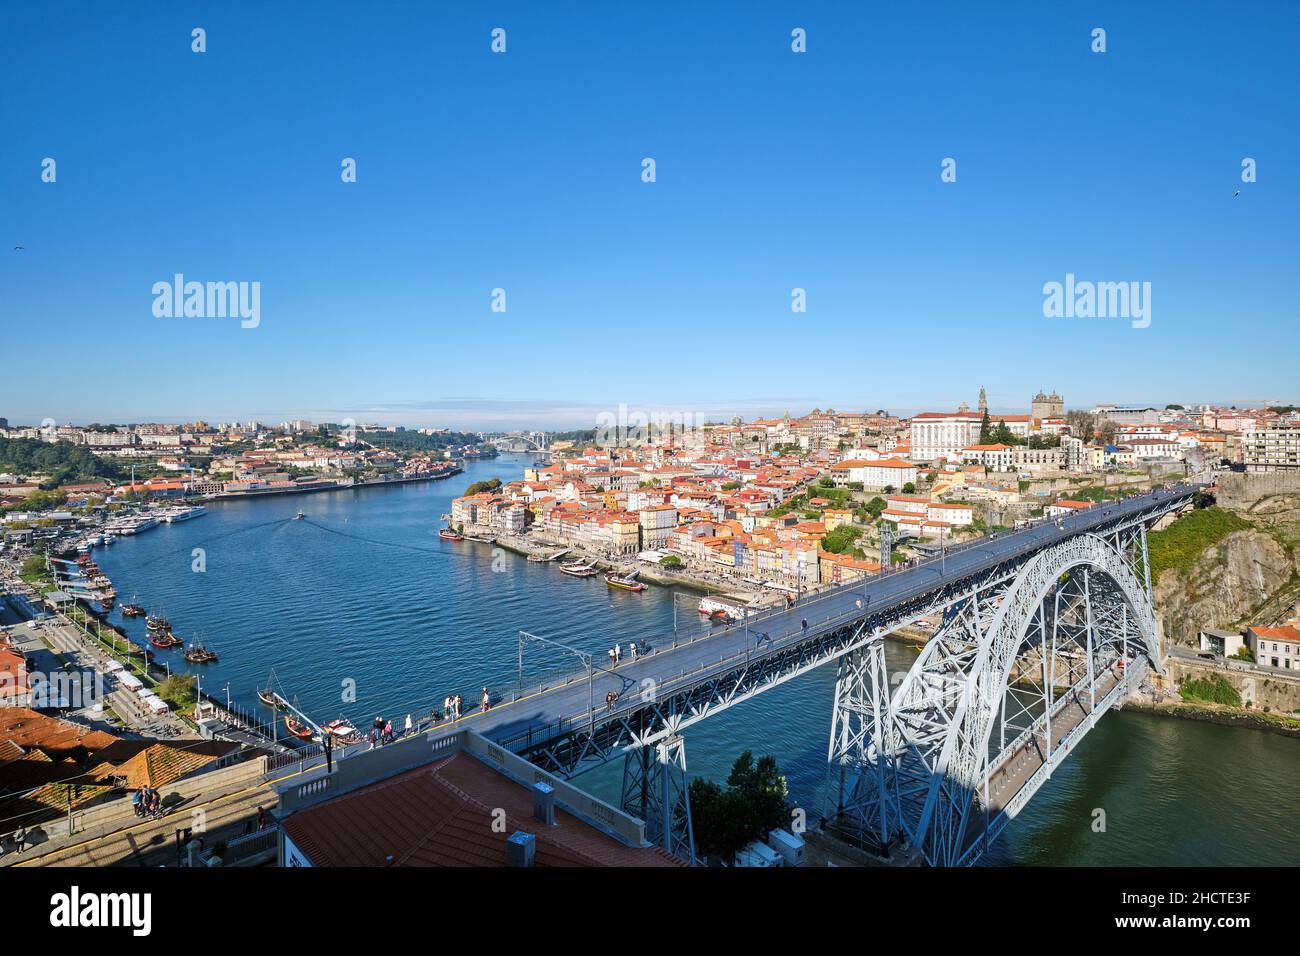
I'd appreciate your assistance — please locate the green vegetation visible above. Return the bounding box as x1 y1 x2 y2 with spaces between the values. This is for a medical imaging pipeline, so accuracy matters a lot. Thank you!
659 554 683 569
688 751 789 862
1231 647 1254 662
462 478 503 496
156 674 198 711
1148 507 1251 583
361 429 486 452
721 481 740 491
0 437 129 488
863 496 887 519
821 525 863 554
1177 674 1241 707
20 554 46 579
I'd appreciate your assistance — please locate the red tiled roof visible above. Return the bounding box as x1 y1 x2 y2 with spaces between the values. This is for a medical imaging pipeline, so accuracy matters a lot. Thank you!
281 752 685 868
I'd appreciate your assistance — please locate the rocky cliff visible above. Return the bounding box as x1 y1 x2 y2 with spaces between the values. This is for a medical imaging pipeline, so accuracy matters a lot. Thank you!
1155 528 1298 647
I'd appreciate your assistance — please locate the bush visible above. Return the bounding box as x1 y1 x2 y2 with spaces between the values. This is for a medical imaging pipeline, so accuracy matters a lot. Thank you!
1178 674 1241 707
659 555 682 569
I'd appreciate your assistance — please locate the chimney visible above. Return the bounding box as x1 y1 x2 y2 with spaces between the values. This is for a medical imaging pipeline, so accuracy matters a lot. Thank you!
532 781 555 826
506 831 536 868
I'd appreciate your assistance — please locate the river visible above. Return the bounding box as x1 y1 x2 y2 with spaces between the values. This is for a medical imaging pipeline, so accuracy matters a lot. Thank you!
91 456 1299 866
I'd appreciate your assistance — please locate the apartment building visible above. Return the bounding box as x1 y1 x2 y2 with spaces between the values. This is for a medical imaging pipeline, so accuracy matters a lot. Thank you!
1243 420 1300 472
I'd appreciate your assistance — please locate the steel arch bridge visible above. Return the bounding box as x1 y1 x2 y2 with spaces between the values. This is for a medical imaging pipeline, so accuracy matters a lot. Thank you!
827 530 1159 866
471 485 1194 865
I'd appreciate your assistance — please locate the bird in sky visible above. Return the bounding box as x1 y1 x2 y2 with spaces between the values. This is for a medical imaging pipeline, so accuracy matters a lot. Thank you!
12 245 23 251
1233 190 1241 198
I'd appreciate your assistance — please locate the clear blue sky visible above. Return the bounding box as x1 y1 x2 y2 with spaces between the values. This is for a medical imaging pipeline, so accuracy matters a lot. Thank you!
2 2 1297 429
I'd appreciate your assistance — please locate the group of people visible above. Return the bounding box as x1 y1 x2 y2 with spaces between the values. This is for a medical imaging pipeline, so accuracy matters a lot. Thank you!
440 694 464 720
132 786 164 818
607 640 647 666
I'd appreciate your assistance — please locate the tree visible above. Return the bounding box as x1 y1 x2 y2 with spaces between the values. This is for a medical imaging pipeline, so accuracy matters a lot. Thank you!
659 554 683 569
690 751 790 862
864 496 886 519
902 482 916 494
978 408 993 444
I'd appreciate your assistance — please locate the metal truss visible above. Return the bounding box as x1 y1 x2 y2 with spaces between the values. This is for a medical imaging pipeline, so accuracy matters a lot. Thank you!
494 492 1190 859
832 532 1162 866
620 718 696 864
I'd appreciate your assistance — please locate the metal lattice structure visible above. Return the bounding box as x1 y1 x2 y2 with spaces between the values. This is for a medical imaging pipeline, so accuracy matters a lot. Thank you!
486 487 1195 865
828 530 1161 866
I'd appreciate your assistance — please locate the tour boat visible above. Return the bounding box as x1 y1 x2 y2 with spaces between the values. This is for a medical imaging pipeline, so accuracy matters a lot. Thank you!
321 718 359 741
605 572 647 592
150 631 182 649
258 688 288 709
294 510 306 520
122 599 146 617
559 561 599 577
284 715 313 739
439 528 465 542
184 644 219 663
146 614 171 632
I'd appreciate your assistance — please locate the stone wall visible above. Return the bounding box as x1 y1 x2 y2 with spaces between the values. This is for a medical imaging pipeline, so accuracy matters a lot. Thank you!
1161 656 1300 715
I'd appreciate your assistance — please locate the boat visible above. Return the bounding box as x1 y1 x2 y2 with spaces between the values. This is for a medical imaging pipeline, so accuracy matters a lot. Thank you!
150 631 182 649
605 571 647 592
294 510 306 520
321 718 360 741
464 532 496 543
146 614 171 632
184 643 218 663
122 598 146 617
559 561 600 577
284 715 313 739
528 548 569 563
257 688 289 709
439 528 465 542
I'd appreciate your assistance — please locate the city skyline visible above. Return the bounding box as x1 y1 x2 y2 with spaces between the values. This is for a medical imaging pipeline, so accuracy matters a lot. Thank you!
3 3 1297 428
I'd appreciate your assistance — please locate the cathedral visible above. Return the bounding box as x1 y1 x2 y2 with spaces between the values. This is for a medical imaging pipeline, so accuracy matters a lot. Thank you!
1031 389 1065 419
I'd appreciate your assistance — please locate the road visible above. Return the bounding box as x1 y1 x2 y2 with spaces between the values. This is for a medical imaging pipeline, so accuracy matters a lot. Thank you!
440 485 1193 753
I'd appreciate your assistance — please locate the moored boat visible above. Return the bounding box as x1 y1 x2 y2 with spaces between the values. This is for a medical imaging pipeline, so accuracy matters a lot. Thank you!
605 572 647 592
257 688 289 709
439 527 465 542
285 715 313 739
122 598 146 617
150 630 183 649
559 561 599 577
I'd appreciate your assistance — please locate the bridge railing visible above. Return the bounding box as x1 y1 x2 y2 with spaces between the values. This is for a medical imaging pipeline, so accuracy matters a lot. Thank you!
482 487 1195 758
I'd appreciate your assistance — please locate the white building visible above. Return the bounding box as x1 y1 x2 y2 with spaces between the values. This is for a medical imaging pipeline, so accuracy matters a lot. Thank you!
909 412 983 463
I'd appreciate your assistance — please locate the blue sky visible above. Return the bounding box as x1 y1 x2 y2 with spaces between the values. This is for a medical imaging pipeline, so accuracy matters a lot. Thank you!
2 2 1297 429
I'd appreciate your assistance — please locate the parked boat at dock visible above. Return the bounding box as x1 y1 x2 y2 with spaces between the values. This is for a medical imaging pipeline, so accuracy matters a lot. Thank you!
558 561 599 577
605 571 647 592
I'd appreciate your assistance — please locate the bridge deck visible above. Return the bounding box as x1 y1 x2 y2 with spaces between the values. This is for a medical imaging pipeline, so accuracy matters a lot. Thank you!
435 485 1192 755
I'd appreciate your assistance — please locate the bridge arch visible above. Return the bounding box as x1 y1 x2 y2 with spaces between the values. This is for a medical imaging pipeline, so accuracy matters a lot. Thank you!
863 533 1160 865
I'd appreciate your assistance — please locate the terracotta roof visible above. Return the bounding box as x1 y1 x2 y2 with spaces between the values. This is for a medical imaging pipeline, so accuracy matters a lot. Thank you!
281 752 685 868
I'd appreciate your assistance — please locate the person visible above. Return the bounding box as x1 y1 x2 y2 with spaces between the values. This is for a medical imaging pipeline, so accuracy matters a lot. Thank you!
14 826 25 854
455 694 463 718
639 639 648 655
368 728 377 749
608 647 616 665
786 595 794 610
605 690 617 711
384 719 393 741
629 642 637 660
481 688 491 712
855 598 862 610
613 644 621 664
132 787 143 817
801 618 808 634
404 713 413 736
443 695 452 717
257 806 267 830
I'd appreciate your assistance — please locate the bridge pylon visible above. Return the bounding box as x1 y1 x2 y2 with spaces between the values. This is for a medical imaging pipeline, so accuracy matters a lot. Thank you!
621 725 696 865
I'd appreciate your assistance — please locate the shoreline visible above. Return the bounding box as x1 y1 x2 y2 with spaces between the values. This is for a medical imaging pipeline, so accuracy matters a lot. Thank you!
1123 696 1300 738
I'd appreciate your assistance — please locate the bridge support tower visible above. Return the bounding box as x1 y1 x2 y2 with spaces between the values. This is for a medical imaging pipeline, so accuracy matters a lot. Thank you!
621 731 696 865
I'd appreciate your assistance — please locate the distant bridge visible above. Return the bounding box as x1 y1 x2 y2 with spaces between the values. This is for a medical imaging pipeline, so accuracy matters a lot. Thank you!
441 483 1196 865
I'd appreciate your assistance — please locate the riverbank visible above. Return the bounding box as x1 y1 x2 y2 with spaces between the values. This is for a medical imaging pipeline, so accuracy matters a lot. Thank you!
490 532 775 604
1124 695 1300 738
